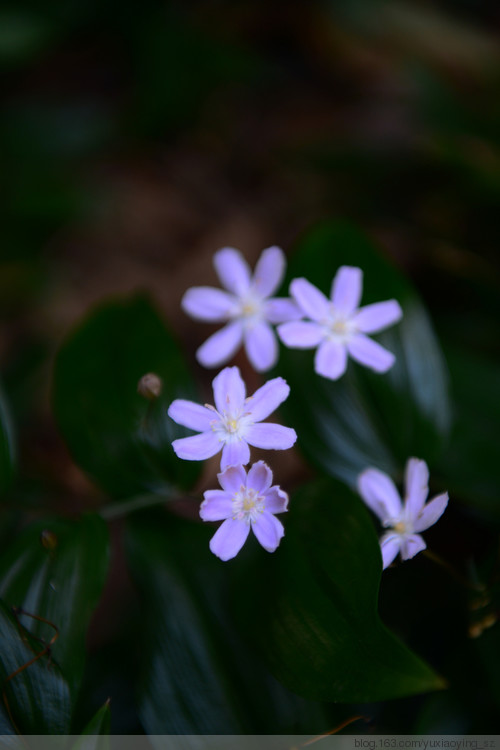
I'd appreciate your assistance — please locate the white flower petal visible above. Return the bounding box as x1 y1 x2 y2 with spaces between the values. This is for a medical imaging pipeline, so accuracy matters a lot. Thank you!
247 377 290 422
212 366 246 414
209 518 250 561
263 486 289 514
252 246 286 298
196 321 243 368
181 287 236 322
172 431 221 461
354 300 403 334
380 532 402 569
245 422 297 451
200 491 233 521
400 534 427 561
347 333 396 373
357 467 403 523
404 458 429 518
314 340 347 380
252 512 284 553
167 400 214 431
214 247 251 296
413 492 449 533
290 278 329 321
217 464 247 494
221 439 251 470
277 321 323 348
244 322 278 372
247 460 273 494
264 298 303 324
331 266 363 315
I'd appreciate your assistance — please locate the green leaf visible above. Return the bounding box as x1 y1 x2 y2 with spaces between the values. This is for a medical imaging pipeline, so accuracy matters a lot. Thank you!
126 512 245 736
126 511 330 737
0 599 71 734
53 295 201 500
0 514 109 697
0 383 16 495
72 701 111 750
234 479 445 702
279 220 451 486
438 346 500 515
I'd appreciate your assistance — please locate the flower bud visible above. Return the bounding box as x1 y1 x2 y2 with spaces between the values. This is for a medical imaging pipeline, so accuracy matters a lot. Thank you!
137 372 163 400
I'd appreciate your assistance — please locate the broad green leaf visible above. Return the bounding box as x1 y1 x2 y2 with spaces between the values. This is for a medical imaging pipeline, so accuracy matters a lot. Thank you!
438 346 500 515
0 514 109 697
0 383 16 495
53 295 200 499
0 600 71 734
72 701 111 750
279 220 450 486
234 479 445 702
126 511 330 739
126 512 245 737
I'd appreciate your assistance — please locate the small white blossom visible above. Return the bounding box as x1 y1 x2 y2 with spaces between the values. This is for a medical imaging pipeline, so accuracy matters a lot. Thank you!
277 266 403 380
182 246 301 372
358 458 448 569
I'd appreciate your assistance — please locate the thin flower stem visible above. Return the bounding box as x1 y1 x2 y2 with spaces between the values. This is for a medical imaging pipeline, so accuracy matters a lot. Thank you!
301 715 369 745
423 549 483 592
99 491 175 520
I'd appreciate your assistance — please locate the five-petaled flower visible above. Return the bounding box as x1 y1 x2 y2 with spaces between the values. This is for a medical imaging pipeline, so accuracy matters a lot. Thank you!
181 246 301 372
168 366 297 470
357 457 448 569
277 266 403 380
200 461 288 560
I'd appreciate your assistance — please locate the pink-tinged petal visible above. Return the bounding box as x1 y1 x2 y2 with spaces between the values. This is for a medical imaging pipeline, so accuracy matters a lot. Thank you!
181 287 236 322
244 322 278 372
263 486 289 514
209 518 250 561
264 298 303 324
196 321 243 369
212 366 246 414
354 300 403 334
400 534 426 561
214 247 251 296
290 278 329 321
247 377 290 422
247 460 273 493
314 340 347 380
245 423 297 450
331 266 363 315
277 321 323 348
357 467 402 523
167 400 214 431
380 533 401 569
200 491 233 521
413 492 449 533
172 431 220 461
218 464 247 493
347 333 395 373
221 439 251 470
404 458 429 518
252 511 285 552
252 246 285 298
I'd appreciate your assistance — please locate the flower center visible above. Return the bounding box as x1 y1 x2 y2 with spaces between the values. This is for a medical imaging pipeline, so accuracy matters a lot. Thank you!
208 404 253 443
322 305 355 342
393 521 407 534
232 486 265 523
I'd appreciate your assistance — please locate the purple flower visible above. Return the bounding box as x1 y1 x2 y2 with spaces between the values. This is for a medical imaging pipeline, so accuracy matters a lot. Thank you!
168 366 297 470
277 266 403 380
357 458 449 569
182 246 301 372
200 461 288 560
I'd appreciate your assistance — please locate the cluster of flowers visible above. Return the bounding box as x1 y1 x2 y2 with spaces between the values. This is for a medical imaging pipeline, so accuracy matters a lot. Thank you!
168 246 448 565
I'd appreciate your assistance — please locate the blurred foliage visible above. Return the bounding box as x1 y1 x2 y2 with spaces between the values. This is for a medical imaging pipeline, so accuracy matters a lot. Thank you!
0 0 499 739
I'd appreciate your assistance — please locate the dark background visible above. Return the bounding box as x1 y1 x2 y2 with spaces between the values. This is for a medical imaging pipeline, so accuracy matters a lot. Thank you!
1 0 500 735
